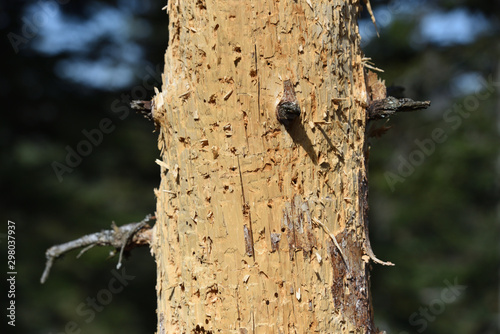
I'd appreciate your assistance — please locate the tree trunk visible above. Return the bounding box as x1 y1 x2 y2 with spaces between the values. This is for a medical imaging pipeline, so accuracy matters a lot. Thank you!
151 0 379 332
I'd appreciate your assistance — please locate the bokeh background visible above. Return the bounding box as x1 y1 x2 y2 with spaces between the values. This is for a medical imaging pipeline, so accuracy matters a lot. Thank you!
1 0 498 333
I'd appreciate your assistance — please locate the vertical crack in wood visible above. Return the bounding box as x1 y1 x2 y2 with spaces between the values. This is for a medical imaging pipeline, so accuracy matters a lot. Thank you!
244 121 250 154
238 156 255 259
252 309 255 334
254 44 261 122
235 285 241 327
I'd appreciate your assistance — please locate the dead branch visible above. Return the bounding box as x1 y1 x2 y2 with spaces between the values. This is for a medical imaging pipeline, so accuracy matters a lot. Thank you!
40 214 155 284
131 100 154 121
368 96 431 120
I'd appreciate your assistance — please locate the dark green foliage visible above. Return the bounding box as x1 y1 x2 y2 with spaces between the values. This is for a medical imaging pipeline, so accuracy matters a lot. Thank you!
363 1 499 333
1 1 164 332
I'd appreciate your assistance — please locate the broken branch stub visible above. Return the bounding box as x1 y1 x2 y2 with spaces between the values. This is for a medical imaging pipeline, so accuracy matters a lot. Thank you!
276 80 301 127
368 96 431 120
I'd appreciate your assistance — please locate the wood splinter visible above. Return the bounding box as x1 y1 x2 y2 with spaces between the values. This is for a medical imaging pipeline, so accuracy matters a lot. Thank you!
368 96 431 120
312 217 351 277
40 214 155 284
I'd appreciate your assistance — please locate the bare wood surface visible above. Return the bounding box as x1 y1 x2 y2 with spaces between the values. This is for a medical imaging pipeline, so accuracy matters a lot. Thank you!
152 1 381 332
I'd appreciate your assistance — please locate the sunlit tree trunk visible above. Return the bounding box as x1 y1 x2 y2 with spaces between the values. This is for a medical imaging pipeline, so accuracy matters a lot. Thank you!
151 0 379 332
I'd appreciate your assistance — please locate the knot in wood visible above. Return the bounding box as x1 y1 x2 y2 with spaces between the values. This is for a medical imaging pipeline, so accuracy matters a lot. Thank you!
276 80 301 127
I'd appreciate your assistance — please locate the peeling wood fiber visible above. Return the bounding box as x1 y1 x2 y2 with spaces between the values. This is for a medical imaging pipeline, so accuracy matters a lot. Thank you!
151 0 374 333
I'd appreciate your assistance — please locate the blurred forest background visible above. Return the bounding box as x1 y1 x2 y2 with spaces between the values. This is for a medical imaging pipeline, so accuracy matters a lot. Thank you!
1 0 498 333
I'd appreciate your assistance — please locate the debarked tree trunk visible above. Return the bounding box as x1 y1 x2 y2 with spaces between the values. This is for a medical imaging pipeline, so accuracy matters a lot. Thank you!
150 0 380 332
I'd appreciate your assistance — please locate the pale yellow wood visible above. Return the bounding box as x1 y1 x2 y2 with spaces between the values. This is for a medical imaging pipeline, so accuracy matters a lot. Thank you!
151 0 377 333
